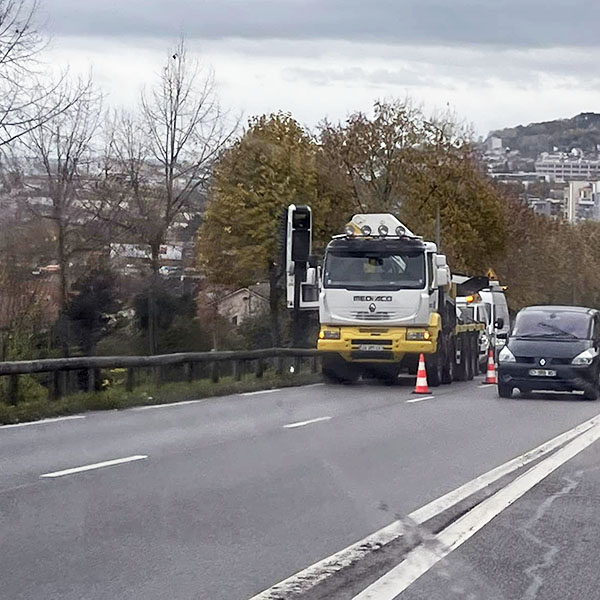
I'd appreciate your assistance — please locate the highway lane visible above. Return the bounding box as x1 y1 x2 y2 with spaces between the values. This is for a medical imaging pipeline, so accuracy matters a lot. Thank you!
2 377 600 599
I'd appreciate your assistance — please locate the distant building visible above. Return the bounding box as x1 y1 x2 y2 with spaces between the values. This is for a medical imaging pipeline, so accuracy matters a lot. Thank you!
564 181 600 222
486 136 503 152
215 284 270 326
535 152 600 181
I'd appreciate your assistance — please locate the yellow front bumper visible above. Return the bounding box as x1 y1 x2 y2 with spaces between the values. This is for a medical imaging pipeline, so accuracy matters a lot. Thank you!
317 319 440 363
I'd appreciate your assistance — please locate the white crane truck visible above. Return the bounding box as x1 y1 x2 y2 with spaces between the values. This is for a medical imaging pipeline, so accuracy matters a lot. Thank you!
314 213 483 384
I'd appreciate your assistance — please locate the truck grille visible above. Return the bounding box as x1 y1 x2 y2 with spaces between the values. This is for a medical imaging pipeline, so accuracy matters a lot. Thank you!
352 339 393 346
351 311 396 320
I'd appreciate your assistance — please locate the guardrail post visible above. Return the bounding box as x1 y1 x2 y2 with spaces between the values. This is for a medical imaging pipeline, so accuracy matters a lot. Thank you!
8 374 18 405
311 355 319 374
233 360 242 381
255 359 264 379
211 362 219 383
184 362 194 383
294 355 301 374
52 370 65 400
87 368 95 393
276 356 284 376
126 368 135 392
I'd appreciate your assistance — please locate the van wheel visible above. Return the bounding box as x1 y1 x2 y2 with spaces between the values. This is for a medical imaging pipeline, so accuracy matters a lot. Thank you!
498 382 513 398
583 385 599 401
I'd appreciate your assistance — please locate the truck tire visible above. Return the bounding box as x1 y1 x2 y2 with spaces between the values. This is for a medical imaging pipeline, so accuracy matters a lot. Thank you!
441 338 455 384
468 335 477 381
425 347 444 387
322 356 360 384
455 338 468 382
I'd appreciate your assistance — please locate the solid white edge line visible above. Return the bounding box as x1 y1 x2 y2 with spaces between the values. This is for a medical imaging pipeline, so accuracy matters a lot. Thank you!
248 412 600 600
40 455 148 478
283 416 332 429
241 389 281 396
353 421 600 599
0 415 85 429
405 396 434 403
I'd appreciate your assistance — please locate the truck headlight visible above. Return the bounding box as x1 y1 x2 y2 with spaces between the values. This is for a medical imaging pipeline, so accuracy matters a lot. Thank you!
572 348 597 366
498 346 516 363
319 328 340 340
407 330 431 341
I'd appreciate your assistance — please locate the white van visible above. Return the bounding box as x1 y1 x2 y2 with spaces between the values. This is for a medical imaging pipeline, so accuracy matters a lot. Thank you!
479 282 510 351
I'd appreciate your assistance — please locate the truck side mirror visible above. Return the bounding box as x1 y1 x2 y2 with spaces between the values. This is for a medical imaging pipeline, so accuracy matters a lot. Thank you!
495 318 505 330
496 332 508 340
436 266 449 287
308 254 318 268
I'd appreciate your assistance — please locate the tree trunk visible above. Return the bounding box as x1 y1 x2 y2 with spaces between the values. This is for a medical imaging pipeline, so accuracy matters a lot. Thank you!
268 261 281 347
57 221 70 357
148 243 160 355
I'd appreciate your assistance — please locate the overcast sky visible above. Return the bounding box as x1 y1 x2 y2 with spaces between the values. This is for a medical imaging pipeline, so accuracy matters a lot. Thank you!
41 0 600 136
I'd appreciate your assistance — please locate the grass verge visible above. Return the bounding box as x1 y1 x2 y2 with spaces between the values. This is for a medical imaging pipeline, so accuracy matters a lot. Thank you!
0 371 322 425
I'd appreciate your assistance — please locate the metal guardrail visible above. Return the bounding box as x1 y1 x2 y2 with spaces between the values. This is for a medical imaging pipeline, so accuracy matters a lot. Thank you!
0 347 321 404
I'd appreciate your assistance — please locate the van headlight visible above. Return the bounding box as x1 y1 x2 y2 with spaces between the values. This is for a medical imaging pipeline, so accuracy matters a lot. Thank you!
572 348 597 366
498 346 516 363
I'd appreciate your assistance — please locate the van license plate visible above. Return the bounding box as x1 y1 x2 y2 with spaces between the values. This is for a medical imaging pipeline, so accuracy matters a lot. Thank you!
529 369 557 377
359 344 384 352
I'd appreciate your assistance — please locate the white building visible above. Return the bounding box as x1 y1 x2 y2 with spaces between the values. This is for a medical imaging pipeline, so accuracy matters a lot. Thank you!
564 181 600 223
535 152 600 182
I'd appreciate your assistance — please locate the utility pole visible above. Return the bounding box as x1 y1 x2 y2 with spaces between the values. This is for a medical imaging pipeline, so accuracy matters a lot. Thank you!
435 203 441 250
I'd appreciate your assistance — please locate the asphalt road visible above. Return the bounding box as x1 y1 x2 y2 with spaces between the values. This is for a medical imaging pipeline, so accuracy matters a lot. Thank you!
2 376 600 599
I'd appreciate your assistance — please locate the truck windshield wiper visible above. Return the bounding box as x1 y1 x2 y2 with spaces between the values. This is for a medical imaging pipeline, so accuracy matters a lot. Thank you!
536 321 578 339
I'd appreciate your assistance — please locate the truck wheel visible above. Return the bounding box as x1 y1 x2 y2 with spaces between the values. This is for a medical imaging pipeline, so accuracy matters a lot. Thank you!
463 341 473 381
455 339 468 382
468 335 476 381
441 339 455 384
426 349 443 387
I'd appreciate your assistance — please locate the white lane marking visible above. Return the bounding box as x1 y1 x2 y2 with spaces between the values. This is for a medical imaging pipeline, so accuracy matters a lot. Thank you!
478 384 494 388
405 395 434 404
40 455 148 478
283 416 332 429
0 415 85 429
131 399 206 411
241 389 281 396
249 412 600 600
304 383 326 388
353 421 600 599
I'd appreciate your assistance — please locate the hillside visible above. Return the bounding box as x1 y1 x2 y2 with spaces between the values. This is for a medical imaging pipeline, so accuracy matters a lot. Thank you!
489 112 600 157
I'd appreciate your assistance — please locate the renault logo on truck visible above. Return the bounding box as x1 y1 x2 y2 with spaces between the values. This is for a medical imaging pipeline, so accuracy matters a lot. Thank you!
353 296 392 302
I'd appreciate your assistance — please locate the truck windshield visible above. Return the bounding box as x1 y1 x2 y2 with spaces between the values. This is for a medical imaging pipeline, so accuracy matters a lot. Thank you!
323 251 425 290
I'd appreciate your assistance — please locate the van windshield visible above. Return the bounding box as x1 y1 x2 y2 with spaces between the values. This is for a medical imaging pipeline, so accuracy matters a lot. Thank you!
512 310 591 340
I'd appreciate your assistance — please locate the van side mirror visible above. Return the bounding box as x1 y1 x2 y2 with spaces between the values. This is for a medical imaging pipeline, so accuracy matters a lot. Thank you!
495 318 504 330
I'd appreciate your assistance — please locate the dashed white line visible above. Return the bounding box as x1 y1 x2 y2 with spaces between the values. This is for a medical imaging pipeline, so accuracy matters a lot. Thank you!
353 421 600 599
283 416 332 429
131 399 206 411
241 389 281 396
405 395 434 404
0 415 85 429
478 384 494 388
40 455 148 478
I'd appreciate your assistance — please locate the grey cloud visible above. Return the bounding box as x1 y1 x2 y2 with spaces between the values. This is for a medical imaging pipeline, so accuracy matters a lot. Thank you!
46 0 600 48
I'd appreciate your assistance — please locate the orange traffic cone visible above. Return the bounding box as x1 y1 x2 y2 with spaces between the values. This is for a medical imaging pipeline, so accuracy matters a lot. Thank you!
485 349 497 384
413 353 430 394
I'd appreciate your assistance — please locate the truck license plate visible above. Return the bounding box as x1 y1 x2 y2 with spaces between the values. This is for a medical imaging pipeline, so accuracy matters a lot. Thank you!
359 344 385 352
529 369 557 377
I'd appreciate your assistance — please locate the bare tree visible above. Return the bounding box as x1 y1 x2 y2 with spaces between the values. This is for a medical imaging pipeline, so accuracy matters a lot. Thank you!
17 77 104 353
0 0 81 147
99 40 236 353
